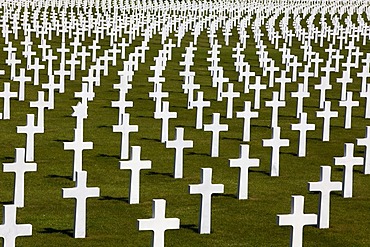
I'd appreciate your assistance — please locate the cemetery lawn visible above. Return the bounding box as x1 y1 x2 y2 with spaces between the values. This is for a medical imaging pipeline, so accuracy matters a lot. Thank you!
1 10 370 247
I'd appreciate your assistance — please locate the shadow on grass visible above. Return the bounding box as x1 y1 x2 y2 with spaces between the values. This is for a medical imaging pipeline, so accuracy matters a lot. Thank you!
98 153 120 159
97 125 112 129
250 124 271 130
280 151 298 157
46 174 73 181
186 151 210 157
0 156 14 162
221 136 243 141
141 137 162 143
181 224 199 233
98 195 129 203
249 169 271 176
146 171 173 178
39 228 74 238
213 193 237 199
307 137 323 142
137 115 152 119
0 201 13 205
54 139 72 143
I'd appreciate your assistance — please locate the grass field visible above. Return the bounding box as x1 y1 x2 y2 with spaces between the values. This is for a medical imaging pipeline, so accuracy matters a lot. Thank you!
1 1 370 246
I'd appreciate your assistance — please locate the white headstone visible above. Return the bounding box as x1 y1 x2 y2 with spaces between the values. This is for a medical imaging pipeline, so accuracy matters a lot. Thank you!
203 113 228 157
339 91 359 129
236 101 259 142
137 199 180 247
0 82 18 120
154 101 177 143
262 126 290 177
308 166 342 228
357 126 370 174
229 144 259 199
265 91 285 128
166 127 193 179
221 83 240 119
113 113 139 160
316 101 338 142
189 168 224 234
3 148 37 208
249 76 266 110
334 143 363 198
16 114 44 162
119 146 152 204
291 112 315 157
62 170 100 238
0 205 32 247
193 91 211 130
277 195 317 247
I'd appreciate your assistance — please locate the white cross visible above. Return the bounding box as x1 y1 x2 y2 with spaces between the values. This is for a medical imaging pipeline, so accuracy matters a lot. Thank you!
138 199 180 247
45 49 58 76
358 63 370 93
88 40 101 62
3 148 37 208
221 83 240 119
63 127 93 181
75 83 95 107
238 62 255 93
54 63 70 94
229 144 259 199
357 126 370 174
291 112 315 157
62 170 100 238
360 83 370 118
6 53 21 80
189 168 224 234
339 91 359 129
308 166 342 228
266 60 279 87
314 76 332 109
119 146 152 204
204 113 228 157
262 126 290 177
0 82 18 120
182 75 200 109
149 83 168 114
311 52 323 77
154 101 177 143
193 91 211 130
334 143 363 198
113 113 138 160
291 83 310 118
265 91 285 128
166 127 193 179
277 195 317 247
13 68 31 101
236 101 259 142
29 57 44 86
41 75 61 110
316 101 338 142
298 65 314 92
29 91 49 129
249 76 267 110
66 54 80 81
16 114 43 162
337 69 353 101
77 46 90 70
275 70 291 101
0 205 32 246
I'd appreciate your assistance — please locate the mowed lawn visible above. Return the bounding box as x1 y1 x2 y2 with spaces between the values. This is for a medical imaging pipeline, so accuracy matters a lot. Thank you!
0 7 370 246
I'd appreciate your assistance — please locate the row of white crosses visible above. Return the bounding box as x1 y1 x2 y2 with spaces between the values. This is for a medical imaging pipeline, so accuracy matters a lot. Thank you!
0 0 370 246
277 138 369 247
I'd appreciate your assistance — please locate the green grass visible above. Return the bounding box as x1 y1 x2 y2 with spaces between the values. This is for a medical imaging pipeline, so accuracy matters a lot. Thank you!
0 6 370 247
